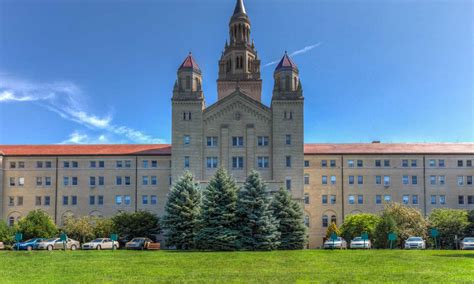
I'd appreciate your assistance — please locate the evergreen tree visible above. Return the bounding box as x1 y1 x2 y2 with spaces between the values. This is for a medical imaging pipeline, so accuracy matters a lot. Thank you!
270 187 307 250
236 170 279 250
161 171 201 249
195 168 239 250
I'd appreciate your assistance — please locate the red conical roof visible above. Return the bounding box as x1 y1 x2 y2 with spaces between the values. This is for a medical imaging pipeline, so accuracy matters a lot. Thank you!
275 52 298 72
179 52 201 72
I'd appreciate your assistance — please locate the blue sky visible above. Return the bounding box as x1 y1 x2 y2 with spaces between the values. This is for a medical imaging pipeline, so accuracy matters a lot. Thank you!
0 0 472 144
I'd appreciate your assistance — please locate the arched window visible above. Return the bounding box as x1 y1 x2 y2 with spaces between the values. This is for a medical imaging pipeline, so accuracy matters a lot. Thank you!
331 215 337 225
8 216 15 227
322 215 328 227
304 215 310 227
285 75 290 91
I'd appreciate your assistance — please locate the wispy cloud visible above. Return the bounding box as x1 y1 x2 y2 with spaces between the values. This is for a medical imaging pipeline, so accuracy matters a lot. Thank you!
0 73 165 144
59 131 112 145
263 42 322 67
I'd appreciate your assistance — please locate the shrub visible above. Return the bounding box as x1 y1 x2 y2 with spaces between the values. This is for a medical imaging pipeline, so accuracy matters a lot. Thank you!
112 211 161 241
16 210 57 240
373 214 397 248
325 222 341 240
340 213 381 242
62 216 95 243
381 203 428 246
428 209 469 249
0 220 14 244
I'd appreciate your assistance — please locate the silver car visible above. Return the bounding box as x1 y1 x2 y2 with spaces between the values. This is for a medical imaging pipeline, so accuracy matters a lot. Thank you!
460 237 474 250
404 237 426 249
350 237 372 249
323 237 347 249
37 238 80 251
82 238 119 250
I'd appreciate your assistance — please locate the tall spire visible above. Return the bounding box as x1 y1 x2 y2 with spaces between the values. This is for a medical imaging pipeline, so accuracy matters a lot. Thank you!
233 0 246 16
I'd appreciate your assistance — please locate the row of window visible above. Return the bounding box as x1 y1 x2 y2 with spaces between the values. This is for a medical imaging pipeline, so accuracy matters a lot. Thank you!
185 135 293 147
186 156 272 169
303 159 473 169
9 160 165 169
310 175 473 186
9 195 160 207
9 175 172 187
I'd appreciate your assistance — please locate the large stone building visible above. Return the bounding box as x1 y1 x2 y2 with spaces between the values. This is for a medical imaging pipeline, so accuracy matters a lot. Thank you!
0 0 473 248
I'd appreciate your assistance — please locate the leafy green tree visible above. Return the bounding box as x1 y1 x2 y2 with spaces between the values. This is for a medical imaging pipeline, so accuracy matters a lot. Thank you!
195 168 239 250
16 210 57 240
340 213 381 242
373 214 397 248
62 216 95 243
112 211 161 241
466 210 474 236
92 218 115 239
325 222 341 240
236 170 279 250
428 209 469 249
0 220 14 244
162 171 201 249
270 187 307 250
382 203 428 246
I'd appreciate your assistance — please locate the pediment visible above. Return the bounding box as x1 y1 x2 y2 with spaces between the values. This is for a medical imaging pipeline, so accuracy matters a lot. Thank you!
203 90 271 124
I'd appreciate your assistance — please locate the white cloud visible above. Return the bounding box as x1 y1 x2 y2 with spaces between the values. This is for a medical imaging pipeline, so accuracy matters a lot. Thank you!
59 131 112 145
263 42 322 67
0 74 165 144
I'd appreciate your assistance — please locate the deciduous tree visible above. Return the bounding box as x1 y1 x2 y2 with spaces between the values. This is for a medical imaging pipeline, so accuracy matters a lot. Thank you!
428 209 469 248
16 210 57 240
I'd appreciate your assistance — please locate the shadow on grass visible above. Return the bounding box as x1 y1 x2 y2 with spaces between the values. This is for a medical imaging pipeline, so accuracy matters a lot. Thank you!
433 253 474 258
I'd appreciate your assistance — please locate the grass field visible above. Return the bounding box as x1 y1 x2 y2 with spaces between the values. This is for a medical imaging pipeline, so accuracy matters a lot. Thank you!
0 250 473 283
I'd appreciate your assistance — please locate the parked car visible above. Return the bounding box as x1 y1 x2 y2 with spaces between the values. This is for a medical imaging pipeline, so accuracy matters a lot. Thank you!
82 238 119 250
460 237 474 250
404 237 426 249
125 238 153 250
323 237 347 249
37 238 80 251
0 242 4 250
12 238 45 251
350 237 371 249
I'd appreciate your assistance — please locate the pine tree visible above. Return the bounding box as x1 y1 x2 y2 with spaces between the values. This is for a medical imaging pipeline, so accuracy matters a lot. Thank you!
195 168 239 250
161 171 201 250
325 222 341 239
236 170 280 250
270 187 307 250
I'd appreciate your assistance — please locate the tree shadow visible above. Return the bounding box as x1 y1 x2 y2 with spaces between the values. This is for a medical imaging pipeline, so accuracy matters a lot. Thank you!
433 253 474 258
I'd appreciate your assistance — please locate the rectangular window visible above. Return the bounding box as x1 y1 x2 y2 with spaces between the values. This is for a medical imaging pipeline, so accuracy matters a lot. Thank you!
124 195 131 205
375 160 381 167
257 136 269 146
304 194 309 204
99 161 105 168
431 195 437 205
357 160 363 167
143 176 149 185
322 195 328 204
376 195 382 204
330 176 336 185
151 195 157 205
10 162 16 169
90 176 96 186
232 136 244 147
116 161 123 168
439 195 446 205
430 175 436 185
321 160 327 168
458 195 464 205
98 176 104 186
89 196 95 205
18 196 24 206
285 134 292 145
116 176 122 186
98 195 104 205
412 176 418 185
469 196 474 205
286 156 292 168
467 176 473 185
183 135 190 145
384 160 390 167
90 161 96 168
35 196 42 206
8 197 14 206
403 195 409 205
285 178 292 191
63 177 69 186
36 161 43 168
412 195 418 205
151 160 157 168
402 159 409 167
349 176 354 185
402 175 409 185
206 157 218 169
207 136 218 147
358 176 364 185
142 195 148 205
125 176 131 186
438 159 445 167
36 177 43 186
18 161 25 168
348 195 355 204
384 176 391 186
72 161 78 168
304 160 310 167
184 156 190 168
143 160 149 168
439 175 445 185
467 160 472 167
358 195 363 204
348 160 354 168
125 160 131 168
304 174 310 185
72 177 78 186
429 159 436 167
63 161 70 168
457 176 464 186
115 195 122 205
45 177 51 186
151 176 157 185
458 160 463 167
330 160 336 168
384 195 391 202
45 161 52 168
18 177 25 186
9 177 15 186
322 176 328 185
44 196 50 206
232 157 244 169
330 195 336 204
257 157 269 168
411 160 417 167
63 196 69 205
71 196 77 205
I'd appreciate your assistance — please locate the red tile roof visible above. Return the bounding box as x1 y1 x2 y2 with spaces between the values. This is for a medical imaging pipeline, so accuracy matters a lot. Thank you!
179 52 200 71
275 52 298 72
304 143 474 155
0 143 472 157
0 144 171 156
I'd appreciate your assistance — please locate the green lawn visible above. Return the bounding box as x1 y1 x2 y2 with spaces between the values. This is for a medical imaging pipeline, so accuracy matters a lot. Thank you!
0 250 472 283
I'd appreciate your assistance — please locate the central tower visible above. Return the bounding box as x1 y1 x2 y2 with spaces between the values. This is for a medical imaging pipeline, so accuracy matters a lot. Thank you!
217 0 262 101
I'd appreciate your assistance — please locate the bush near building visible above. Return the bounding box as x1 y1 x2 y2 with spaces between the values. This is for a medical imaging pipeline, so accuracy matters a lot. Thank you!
428 209 469 249
0 220 14 245
340 213 381 242
16 210 58 240
111 211 161 242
